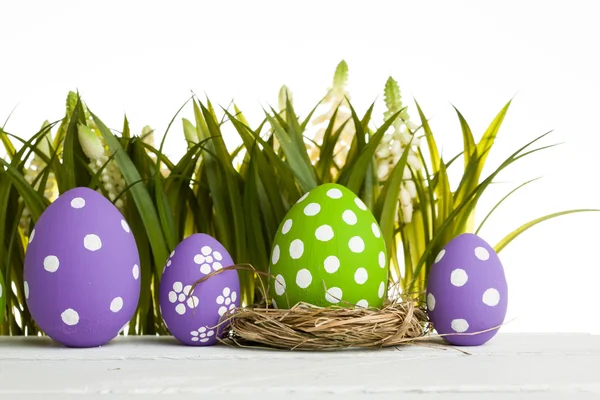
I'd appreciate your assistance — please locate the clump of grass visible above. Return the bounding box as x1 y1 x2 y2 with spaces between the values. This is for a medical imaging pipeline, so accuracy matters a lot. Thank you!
0 63 594 336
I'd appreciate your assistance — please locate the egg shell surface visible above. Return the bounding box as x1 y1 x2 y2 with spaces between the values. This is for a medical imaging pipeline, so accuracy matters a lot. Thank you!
268 183 388 309
426 233 508 346
160 234 240 346
24 187 141 347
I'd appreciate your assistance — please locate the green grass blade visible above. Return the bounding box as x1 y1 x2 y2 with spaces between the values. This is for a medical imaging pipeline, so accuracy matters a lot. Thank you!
265 112 317 193
0 127 16 160
90 112 169 276
415 100 440 174
453 106 476 168
342 109 402 194
375 140 413 258
475 177 542 235
495 209 600 253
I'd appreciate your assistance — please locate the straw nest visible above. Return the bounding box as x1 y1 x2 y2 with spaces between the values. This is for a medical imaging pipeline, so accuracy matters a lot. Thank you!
222 298 430 350
192 265 431 351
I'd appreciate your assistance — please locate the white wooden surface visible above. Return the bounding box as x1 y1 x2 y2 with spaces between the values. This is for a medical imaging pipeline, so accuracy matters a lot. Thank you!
1 334 599 399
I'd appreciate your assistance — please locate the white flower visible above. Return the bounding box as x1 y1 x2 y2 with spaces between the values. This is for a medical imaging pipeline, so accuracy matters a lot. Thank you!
216 287 237 316
78 124 105 161
190 326 215 343
168 282 199 315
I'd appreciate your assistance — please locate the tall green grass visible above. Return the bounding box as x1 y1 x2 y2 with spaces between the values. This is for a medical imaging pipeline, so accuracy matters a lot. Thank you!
0 64 593 335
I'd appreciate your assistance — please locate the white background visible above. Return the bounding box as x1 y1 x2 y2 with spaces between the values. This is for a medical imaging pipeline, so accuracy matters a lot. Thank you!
1 0 599 333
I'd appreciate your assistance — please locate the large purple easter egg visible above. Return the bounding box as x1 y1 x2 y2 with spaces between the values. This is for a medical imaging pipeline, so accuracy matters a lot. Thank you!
426 233 508 346
160 234 240 346
24 187 141 347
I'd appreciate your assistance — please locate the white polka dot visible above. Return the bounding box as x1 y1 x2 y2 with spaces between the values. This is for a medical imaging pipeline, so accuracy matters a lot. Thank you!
378 251 386 268
274 274 286 296
451 318 469 333
324 256 340 273
231 291 237 302
378 282 385 298
23 281 28 299
178 293 186 302
482 288 500 306
29 229 35 244
187 296 199 309
435 249 446 264
191 330 199 336
218 306 227 316
121 219 130 233
200 264 211 274
325 287 343 303
282 219 293 234
201 246 212 256
110 297 123 312
371 222 381 238
170 250 175 258
342 210 357 225
168 291 177 303
348 236 365 253
475 246 490 261
354 198 367 210
327 188 343 199
304 203 321 216
213 251 223 261
173 282 183 292
70 197 85 209
271 298 278 308
216 295 224 304
356 299 369 308
43 255 60 273
213 262 223 271
289 239 304 259
354 267 368 284
166 260 172 267
271 245 280 264
226 298 232 306
427 293 436 311
296 192 309 203
296 269 312 289
175 304 186 315
223 287 230 296
132 264 139 280
61 309 79 326
194 254 205 264
450 269 469 287
84 234 102 251
315 225 334 241
205 256 213 263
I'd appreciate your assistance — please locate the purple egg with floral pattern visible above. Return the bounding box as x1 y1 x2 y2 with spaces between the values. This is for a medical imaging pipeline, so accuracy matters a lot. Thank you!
426 233 508 346
160 234 240 346
24 187 141 348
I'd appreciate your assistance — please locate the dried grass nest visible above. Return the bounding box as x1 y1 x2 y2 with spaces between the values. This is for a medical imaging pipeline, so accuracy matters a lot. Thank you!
221 297 430 351
192 265 431 351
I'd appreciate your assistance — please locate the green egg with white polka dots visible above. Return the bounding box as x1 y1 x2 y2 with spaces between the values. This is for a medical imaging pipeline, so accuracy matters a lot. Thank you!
268 183 388 309
0 268 5 322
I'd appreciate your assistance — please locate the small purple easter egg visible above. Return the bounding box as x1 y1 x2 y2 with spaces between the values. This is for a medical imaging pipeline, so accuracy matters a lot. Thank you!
160 234 240 346
24 187 141 347
426 233 508 346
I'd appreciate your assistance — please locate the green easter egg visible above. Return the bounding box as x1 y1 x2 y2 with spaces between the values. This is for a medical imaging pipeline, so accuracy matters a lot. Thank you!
0 268 5 322
268 183 388 309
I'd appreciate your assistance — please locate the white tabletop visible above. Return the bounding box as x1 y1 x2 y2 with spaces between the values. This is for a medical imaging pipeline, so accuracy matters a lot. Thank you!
1 333 599 399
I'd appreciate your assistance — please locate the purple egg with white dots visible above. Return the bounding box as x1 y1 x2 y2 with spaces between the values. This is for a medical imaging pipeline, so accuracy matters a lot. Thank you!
426 233 508 346
160 234 240 346
24 187 141 348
